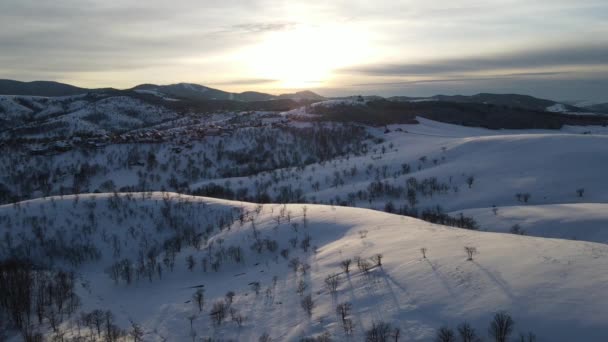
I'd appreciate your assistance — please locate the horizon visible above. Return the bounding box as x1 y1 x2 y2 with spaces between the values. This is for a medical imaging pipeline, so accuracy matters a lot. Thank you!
1 78 602 104
2 1 608 102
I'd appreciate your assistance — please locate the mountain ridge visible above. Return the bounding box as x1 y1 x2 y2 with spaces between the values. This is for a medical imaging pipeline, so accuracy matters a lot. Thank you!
0 79 325 102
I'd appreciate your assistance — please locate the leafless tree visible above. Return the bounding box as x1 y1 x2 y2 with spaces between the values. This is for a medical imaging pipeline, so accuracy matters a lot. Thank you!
129 321 144 342
366 322 392 342
288 258 300 273
186 255 195 271
259 332 272 342
193 289 204 312
392 327 401 342
457 322 479 342
297 279 308 296
301 295 314 317
336 302 352 322
359 230 368 239
420 248 427 259
341 259 352 274
510 224 525 235
250 281 261 295
371 254 383 267
358 259 372 274
518 332 536 342
464 247 478 261
436 326 455 342
210 301 227 326
325 274 341 294
488 311 514 342
225 291 235 305
466 176 475 188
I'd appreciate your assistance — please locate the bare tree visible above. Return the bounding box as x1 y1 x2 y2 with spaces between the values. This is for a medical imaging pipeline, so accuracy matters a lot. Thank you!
288 258 300 273
230 308 245 327
336 302 352 322
225 291 235 305
457 322 479 342
343 318 355 336
464 247 478 261
186 255 195 272
366 322 392 342
129 321 144 342
358 259 372 274
518 332 536 342
297 279 308 296
435 326 455 342
250 281 261 295
509 224 525 235
193 289 204 312
259 332 272 342
371 254 383 267
466 176 475 188
420 248 427 259
301 295 314 317
210 301 227 326
488 311 514 342
341 259 352 274
392 327 401 342
325 274 341 294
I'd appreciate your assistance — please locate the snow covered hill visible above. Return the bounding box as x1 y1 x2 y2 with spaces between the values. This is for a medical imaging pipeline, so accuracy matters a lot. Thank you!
453 203 608 244
1 193 608 341
0 93 179 138
189 118 608 243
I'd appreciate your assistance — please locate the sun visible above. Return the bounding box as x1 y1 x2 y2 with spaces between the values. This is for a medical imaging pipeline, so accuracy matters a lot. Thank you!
245 24 370 89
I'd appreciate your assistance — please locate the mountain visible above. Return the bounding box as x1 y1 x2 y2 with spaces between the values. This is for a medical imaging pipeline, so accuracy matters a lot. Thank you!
0 79 98 97
131 83 325 102
0 79 325 102
566 101 608 114
309 98 608 128
131 82 235 101
585 103 608 114
389 93 586 113
278 90 326 101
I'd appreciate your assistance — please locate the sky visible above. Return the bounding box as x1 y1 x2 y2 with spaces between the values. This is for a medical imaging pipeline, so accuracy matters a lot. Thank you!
1 0 608 101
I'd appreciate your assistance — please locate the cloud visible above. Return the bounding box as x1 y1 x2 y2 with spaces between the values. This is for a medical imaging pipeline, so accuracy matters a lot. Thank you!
208 78 278 86
350 72 572 87
230 22 297 33
344 44 608 76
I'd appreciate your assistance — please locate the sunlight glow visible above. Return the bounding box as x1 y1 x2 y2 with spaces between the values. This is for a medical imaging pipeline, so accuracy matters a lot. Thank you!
244 24 371 89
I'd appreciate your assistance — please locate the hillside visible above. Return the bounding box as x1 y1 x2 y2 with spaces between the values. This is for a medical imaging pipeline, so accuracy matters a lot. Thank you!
188 117 608 242
1 193 607 341
388 93 586 114
2 103 607 245
0 79 97 97
309 98 608 128
454 203 608 244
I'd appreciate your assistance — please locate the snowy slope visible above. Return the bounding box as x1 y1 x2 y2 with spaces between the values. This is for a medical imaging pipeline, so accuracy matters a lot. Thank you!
192 117 608 217
1 193 608 341
454 203 608 244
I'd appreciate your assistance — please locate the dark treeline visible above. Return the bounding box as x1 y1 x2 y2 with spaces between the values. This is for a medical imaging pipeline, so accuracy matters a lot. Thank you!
0 259 80 340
